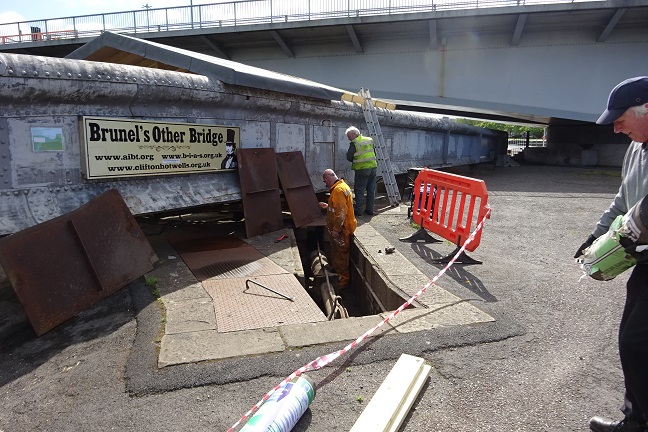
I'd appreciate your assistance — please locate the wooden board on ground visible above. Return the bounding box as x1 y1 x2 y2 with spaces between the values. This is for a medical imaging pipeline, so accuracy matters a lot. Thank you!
349 353 431 432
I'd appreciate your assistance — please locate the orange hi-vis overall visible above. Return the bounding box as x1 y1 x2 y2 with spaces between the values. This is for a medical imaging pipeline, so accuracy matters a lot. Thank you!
326 179 357 287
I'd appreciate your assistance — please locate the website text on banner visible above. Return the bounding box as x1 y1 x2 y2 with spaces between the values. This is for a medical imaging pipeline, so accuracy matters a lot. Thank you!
410 169 490 252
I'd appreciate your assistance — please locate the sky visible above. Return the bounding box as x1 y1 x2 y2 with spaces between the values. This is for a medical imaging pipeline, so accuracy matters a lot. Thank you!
0 0 226 24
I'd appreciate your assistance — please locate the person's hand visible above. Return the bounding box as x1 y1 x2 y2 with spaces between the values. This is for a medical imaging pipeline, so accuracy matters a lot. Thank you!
574 234 597 258
629 249 648 263
319 202 328 209
619 236 648 263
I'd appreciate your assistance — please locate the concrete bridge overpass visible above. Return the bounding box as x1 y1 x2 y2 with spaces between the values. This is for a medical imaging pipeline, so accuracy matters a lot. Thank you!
2 0 648 164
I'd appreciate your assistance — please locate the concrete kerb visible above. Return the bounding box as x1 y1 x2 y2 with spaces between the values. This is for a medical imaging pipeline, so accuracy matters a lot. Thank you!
353 220 495 326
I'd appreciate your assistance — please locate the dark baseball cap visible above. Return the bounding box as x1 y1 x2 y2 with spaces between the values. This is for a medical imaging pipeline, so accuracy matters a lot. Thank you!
597 76 648 125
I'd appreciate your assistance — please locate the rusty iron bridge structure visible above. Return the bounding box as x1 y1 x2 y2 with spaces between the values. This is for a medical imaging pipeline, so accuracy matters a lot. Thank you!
0 31 507 236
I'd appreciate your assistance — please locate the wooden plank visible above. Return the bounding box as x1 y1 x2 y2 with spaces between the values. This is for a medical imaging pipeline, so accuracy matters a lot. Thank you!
341 92 396 111
350 353 431 432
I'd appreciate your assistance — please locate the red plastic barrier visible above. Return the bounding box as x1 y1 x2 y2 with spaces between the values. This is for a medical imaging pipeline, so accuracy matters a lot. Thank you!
411 169 490 252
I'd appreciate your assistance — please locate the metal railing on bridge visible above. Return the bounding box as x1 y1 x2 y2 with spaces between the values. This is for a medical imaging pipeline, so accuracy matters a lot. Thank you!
1 0 602 46
508 137 546 155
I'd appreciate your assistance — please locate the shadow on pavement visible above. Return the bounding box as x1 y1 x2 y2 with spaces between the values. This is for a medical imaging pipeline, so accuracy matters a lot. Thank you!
0 280 135 388
409 242 496 303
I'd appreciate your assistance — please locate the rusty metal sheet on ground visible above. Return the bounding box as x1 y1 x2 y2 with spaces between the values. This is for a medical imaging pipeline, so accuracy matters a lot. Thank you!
237 148 283 238
204 274 327 332
0 189 157 336
275 151 324 227
167 232 287 281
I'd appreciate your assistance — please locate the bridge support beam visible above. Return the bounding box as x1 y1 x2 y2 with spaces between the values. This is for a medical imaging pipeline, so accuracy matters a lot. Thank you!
346 25 363 53
511 14 527 46
200 35 229 59
598 8 626 42
428 20 437 51
270 30 294 57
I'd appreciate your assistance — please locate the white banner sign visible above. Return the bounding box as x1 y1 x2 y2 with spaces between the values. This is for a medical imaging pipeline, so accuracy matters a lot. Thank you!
81 117 239 179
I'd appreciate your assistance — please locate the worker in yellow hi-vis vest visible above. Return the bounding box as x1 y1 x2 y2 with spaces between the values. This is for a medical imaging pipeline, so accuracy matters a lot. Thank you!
345 126 377 216
319 169 357 290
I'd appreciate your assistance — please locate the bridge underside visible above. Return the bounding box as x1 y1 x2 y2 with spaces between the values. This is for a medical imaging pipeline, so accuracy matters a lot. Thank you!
3 1 647 128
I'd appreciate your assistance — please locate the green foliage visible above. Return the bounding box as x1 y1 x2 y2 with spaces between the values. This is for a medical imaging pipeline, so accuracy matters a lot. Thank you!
145 275 161 299
455 118 544 139
145 275 159 288
356 395 364 403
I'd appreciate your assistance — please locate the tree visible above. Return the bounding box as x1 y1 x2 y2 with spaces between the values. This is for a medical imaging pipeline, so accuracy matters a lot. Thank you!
455 118 544 139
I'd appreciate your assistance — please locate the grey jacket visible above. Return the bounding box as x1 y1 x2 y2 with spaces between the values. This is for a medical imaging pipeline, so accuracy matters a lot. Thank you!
593 141 648 238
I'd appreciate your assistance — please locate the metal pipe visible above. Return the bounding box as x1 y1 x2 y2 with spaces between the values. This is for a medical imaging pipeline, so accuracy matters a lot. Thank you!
312 242 348 320
318 280 335 318
309 249 328 277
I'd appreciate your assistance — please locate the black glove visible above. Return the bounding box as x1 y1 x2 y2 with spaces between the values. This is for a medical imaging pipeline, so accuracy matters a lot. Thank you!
574 234 597 258
630 250 648 263
619 236 648 263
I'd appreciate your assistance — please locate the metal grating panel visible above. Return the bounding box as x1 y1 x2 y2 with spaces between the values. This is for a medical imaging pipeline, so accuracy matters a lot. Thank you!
0 189 157 336
237 148 283 238
275 151 324 227
204 274 327 332
168 230 326 332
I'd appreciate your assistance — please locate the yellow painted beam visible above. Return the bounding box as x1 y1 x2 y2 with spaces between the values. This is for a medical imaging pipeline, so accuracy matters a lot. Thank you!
341 92 396 111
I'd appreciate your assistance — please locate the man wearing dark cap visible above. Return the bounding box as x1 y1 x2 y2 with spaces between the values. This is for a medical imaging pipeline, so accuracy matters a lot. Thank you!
574 76 648 432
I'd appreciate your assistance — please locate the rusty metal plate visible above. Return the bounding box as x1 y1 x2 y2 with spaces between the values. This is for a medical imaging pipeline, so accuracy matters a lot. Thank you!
168 232 286 281
275 151 324 227
237 148 283 238
0 189 157 336
169 233 250 254
178 248 285 281
204 274 327 332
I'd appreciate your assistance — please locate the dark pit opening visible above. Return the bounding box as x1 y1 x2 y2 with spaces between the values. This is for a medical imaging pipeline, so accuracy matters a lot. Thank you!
294 224 417 320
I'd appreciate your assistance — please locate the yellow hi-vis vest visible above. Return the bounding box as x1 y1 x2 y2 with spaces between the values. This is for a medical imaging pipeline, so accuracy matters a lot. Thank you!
351 135 377 170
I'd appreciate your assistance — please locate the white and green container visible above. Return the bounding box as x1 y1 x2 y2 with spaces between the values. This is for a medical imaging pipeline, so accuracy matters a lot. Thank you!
241 374 316 432
581 215 637 281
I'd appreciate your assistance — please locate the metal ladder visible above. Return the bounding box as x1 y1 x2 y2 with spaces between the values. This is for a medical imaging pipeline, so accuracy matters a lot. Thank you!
358 88 401 207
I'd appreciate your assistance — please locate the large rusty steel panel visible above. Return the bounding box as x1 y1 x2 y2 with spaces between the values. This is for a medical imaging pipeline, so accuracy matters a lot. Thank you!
0 189 157 336
169 233 286 281
275 151 324 227
237 148 283 238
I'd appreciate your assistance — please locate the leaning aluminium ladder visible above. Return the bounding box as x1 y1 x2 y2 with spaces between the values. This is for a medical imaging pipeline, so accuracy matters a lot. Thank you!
343 88 401 207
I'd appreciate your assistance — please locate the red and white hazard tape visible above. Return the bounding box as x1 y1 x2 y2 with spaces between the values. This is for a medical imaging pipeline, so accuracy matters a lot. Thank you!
227 206 492 431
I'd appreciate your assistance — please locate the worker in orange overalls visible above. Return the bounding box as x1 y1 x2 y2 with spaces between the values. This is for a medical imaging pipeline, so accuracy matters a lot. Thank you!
319 169 357 290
